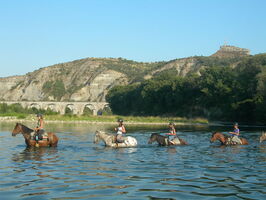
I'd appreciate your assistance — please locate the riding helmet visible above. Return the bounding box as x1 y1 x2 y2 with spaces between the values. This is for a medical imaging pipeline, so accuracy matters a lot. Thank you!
117 119 123 123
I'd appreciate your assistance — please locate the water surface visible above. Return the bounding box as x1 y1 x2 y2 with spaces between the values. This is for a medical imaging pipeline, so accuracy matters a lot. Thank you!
0 122 265 200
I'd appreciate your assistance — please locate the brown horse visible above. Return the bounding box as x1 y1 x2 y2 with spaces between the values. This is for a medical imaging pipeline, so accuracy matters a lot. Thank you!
210 132 248 145
148 133 188 146
12 123 59 147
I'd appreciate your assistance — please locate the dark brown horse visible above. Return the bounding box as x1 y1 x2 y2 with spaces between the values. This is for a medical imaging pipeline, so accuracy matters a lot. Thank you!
210 132 248 145
148 133 187 146
12 123 59 147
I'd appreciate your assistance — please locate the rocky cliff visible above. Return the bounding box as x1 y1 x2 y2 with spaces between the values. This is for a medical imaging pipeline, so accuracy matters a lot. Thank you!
211 45 250 58
0 46 250 102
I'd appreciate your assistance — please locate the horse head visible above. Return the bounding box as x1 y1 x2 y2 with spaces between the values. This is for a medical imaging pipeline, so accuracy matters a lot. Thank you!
94 131 101 144
12 123 22 137
210 132 225 144
210 132 219 143
260 132 266 143
148 133 158 144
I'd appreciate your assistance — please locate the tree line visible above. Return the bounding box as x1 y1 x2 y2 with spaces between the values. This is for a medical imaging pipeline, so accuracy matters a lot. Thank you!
106 54 266 123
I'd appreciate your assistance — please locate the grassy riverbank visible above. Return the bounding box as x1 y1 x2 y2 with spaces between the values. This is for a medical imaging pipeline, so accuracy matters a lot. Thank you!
0 113 208 124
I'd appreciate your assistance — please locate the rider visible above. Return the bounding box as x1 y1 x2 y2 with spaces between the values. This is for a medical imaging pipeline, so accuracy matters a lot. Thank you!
115 119 126 143
166 122 177 144
229 122 242 144
34 114 45 143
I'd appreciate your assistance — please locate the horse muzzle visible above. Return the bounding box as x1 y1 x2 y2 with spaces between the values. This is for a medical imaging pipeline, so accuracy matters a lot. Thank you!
148 139 152 144
12 132 16 137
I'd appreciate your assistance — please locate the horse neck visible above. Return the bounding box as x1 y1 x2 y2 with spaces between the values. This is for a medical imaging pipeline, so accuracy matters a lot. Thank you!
217 133 226 144
20 125 33 139
98 132 112 144
21 125 33 134
157 135 167 143
22 132 31 140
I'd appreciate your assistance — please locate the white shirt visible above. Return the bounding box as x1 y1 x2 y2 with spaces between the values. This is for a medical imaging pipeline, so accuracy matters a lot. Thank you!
117 127 123 135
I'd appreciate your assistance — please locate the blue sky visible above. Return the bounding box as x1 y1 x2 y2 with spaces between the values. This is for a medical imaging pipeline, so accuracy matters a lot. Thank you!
0 0 265 77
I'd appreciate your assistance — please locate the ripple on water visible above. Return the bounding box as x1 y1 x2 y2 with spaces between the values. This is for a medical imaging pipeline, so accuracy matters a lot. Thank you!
0 125 266 199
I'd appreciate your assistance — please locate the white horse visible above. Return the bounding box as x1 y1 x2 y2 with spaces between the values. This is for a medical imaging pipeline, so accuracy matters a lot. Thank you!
94 130 137 147
260 132 266 143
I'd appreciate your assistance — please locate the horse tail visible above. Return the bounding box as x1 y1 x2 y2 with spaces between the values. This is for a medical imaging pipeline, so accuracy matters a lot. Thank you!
241 138 248 145
48 132 58 147
180 138 188 145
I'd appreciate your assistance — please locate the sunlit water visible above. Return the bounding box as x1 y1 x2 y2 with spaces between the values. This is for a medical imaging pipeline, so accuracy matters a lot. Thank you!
0 122 265 200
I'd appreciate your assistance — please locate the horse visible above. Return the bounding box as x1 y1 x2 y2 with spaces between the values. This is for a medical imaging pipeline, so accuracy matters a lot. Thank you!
210 132 248 145
148 133 187 146
94 130 137 147
260 132 266 143
12 123 59 147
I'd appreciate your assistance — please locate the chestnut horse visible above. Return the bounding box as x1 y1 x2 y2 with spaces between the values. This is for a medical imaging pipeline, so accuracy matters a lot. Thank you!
12 123 59 147
210 132 248 145
148 133 187 146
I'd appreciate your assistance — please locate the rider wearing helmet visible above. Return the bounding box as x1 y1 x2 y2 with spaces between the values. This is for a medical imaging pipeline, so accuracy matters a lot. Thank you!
34 114 45 143
166 122 177 144
229 122 242 144
115 119 126 143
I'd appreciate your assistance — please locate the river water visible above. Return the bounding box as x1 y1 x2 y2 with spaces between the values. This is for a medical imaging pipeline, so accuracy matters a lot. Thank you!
0 122 265 200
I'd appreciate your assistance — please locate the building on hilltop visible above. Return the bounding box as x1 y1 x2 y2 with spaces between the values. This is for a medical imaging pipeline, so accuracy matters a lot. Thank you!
211 45 250 58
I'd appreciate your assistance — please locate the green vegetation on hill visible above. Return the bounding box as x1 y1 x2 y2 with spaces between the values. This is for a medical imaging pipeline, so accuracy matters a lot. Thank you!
107 54 266 124
101 58 167 83
42 80 66 101
0 103 207 124
195 56 243 67
5 54 249 102
0 103 58 119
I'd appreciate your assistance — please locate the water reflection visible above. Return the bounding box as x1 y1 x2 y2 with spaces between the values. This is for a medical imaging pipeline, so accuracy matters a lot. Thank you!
1 122 266 199
12 147 59 163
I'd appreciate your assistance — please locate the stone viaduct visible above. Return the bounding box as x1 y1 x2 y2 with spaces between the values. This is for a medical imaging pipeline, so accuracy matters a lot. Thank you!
0 101 109 115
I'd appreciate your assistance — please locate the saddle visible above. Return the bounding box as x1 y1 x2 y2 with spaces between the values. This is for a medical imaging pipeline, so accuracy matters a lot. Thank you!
30 131 48 141
226 136 242 145
171 137 181 145
166 137 181 145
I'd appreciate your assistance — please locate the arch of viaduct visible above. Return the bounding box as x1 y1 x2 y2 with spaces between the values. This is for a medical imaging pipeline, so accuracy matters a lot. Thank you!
0 101 109 115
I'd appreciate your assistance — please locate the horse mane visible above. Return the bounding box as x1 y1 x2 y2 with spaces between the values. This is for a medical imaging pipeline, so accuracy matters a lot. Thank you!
18 123 34 134
97 131 113 137
151 133 166 138
212 132 221 137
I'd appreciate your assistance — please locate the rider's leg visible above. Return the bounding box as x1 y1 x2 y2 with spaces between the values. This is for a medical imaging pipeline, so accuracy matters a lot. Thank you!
232 136 242 144
116 134 123 143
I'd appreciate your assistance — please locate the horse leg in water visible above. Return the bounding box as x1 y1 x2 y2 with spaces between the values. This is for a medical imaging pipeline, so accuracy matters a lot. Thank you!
160 136 169 146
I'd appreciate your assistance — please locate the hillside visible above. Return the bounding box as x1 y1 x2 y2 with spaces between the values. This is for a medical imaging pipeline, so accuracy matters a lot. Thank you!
0 46 251 102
